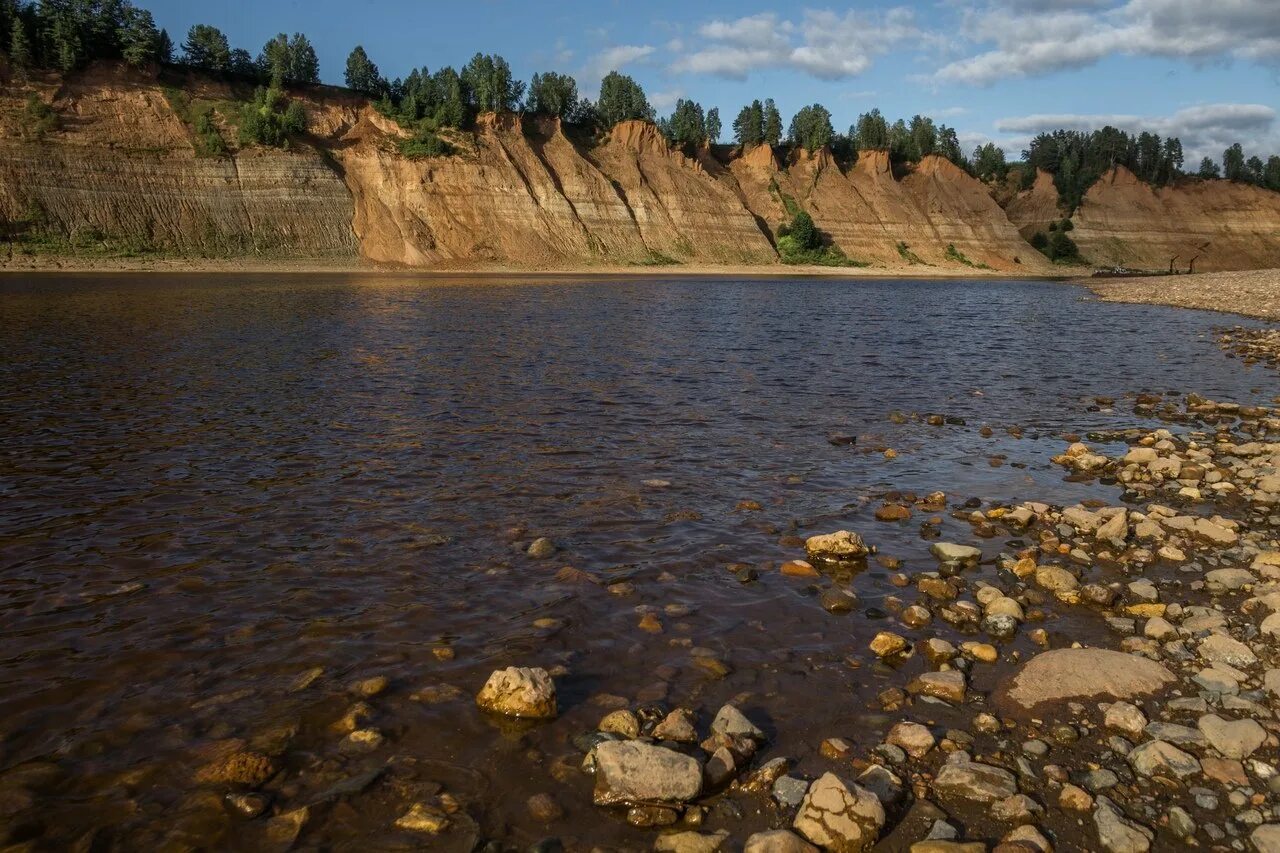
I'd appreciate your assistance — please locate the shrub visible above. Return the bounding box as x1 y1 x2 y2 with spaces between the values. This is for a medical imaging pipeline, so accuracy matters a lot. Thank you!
193 110 228 156
24 94 59 138
399 131 452 159
238 87 306 147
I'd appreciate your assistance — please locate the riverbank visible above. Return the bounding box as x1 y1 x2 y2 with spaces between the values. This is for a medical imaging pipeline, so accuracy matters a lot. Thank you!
0 253 1070 279
1084 268 1280 321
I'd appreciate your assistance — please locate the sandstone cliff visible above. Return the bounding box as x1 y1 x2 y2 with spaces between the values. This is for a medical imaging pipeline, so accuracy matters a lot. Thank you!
2 63 1278 273
1003 166 1280 272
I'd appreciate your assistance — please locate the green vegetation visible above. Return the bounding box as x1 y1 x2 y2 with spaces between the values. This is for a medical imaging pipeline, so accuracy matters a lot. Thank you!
1023 128 1184 212
788 104 834 153
526 71 589 121
944 244 991 270
23 92 58 138
775 210 865 266
398 130 451 159
657 98 713 148
1029 219 1083 263
896 241 926 265
237 87 306 147
596 71 653 127
732 99 782 147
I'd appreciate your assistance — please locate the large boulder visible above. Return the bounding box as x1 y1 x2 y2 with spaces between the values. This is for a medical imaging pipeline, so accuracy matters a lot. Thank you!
996 649 1175 714
593 741 703 806
475 667 557 718
793 772 885 852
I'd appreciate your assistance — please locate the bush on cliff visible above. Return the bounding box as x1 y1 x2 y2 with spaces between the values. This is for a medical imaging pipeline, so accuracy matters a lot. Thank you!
775 211 865 267
23 94 59 139
238 87 306 147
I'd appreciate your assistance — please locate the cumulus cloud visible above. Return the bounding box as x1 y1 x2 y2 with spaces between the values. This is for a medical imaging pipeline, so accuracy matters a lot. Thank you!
994 103 1280 161
936 0 1280 85
671 8 921 80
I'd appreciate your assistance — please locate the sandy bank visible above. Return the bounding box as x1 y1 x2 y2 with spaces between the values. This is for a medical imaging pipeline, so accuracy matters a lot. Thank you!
1083 268 1280 321
0 254 1069 280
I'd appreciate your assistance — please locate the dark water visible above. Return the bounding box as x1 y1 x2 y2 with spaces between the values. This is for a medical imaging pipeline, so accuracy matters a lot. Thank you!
0 274 1273 850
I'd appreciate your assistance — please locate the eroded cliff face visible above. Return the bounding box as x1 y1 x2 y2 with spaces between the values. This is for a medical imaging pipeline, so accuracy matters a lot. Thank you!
0 64 359 257
1071 167 1280 272
1003 166 1280 272
5 63 1277 272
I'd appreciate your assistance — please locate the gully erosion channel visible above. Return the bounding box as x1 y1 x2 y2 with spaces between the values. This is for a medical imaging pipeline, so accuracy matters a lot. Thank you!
2 274 1280 851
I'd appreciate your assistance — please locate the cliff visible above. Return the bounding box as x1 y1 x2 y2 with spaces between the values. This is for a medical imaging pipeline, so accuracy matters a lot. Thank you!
2 63 1279 273
1003 166 1280 272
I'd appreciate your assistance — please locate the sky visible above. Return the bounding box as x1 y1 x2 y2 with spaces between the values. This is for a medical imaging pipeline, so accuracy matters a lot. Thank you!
142 0 1280 163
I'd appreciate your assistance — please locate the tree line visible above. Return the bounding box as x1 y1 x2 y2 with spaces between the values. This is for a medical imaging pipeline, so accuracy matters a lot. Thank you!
4 2 1279 186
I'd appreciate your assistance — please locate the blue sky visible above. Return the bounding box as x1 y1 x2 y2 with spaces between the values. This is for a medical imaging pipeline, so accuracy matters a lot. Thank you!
143 0 1279 162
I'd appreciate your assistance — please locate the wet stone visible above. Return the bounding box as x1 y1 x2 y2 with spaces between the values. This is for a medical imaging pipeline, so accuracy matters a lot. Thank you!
792 772 885 852
476 667 557 719
592 741 702 806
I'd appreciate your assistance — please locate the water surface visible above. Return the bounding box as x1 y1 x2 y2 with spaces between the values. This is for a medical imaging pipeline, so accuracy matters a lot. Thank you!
0 274 1273 849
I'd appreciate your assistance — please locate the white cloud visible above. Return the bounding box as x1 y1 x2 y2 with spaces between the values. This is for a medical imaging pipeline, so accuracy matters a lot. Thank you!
583 44 656 85
671 8 921 80
650 89 685 113
994 103 1280 161
936 0 1280 85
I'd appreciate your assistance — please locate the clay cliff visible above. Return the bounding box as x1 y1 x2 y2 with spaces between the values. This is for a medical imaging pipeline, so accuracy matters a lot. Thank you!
2 63 1279 273
1004 166 1280 272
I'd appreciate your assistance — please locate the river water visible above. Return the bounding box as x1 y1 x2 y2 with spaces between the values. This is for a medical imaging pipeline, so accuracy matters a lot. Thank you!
0 274 1273 850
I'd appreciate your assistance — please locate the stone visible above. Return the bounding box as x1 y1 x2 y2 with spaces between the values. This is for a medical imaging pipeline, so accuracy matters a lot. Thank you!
704 748 736 789
806 531 870 564
1198 633 1258 667
997 649 1175 713
593 741 703 806
527 537 557 558
911 844 985 853
1128 740 1200 779
1093 796 1152 853
711 704 765 742
855 765 903 806
871 631 909 658
395 803 449 834
654 830 731 853
527 793 563 822
1205 568 1254 592
196 751 276 786
908 670 966 704
1252 825 1280 853
931 543 982 565
600 709 640 738
1034 565 1079 593
653 709 698 743
1059 783 1093 811
1104 702 1147 739
991 793 1042 824
1198 714 1267 760
932 760 1018 804
793 773 885 852
476 667 557 718
744 830 818 853
782 560 821 578
265 807 309 847
1097 511 1128 545
773 775 811 810
887 722 936 758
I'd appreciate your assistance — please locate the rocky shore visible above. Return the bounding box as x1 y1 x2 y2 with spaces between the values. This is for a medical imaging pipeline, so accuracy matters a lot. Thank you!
244 378 1280 850
1085 269 1280 321
452 388 1280 852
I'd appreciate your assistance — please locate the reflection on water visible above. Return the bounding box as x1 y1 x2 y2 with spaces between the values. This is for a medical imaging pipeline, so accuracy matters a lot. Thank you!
0 274 1271 848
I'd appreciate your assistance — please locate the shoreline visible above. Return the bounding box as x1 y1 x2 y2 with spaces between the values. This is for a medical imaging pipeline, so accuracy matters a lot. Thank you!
1081 268 1280 322
0 255 1070 280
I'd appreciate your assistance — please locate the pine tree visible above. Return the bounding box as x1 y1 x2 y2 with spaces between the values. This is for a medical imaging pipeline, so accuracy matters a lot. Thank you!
705 107 720 144
9 19 31 69
183 24 231 72
762 98 781 146
345 46 383 95
596 71 652 127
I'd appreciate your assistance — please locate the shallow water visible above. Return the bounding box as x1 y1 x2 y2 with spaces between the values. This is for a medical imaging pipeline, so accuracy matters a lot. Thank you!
0 274 1274 849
